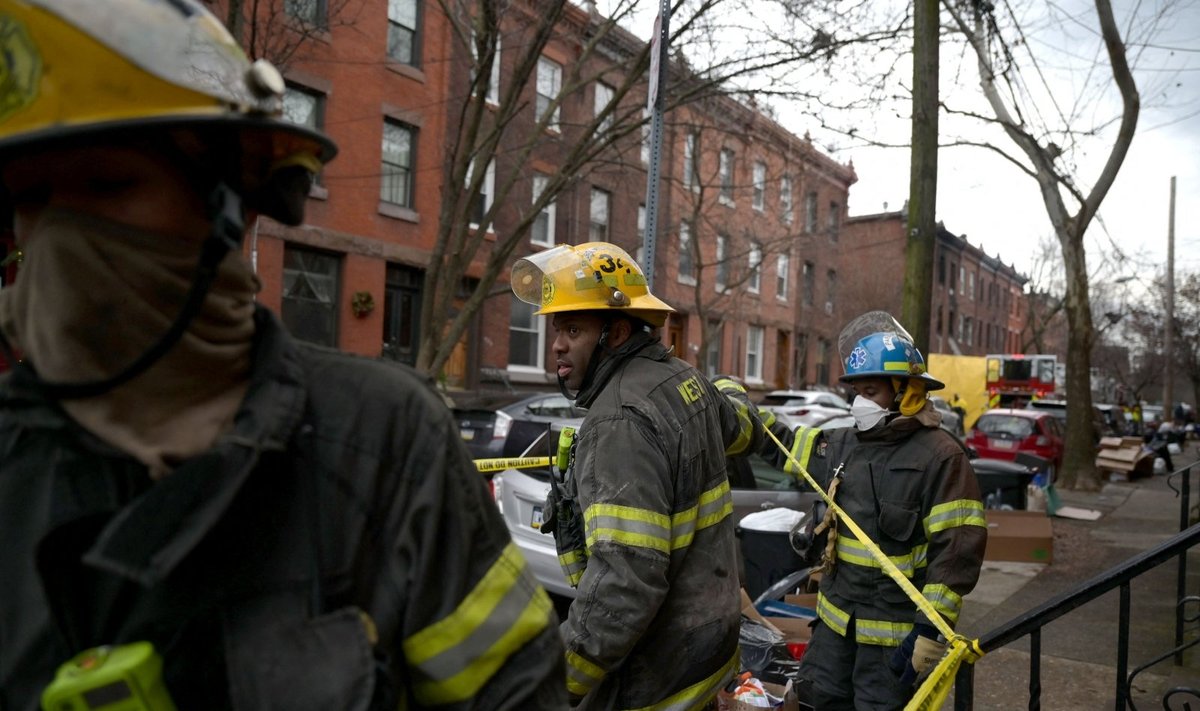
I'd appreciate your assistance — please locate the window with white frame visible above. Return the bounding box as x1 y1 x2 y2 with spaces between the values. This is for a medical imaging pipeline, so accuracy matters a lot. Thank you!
683 133 699 190
752 161 766 211
386 0 419 66
748 241 762 293
706 320 722 377
536 57 561 130
589 188 610 242
827 269 837 312
531 174 555 246
467 159 495 227
715 234 729 291
641 109 651 165
719 148 734 203
780 176 793 224
470 29 500 104
746 325 764 382
968 271 975 301
776 252 789 299
508 294 544 370
637 204 646 243
594 82 614 132
678 221 695 284
282 245 340 347
381 120 415 207
802 261 814 306
804 191 818 233
283 85 325 185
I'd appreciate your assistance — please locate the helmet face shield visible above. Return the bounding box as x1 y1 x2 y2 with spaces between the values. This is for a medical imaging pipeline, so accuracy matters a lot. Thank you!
511 242 674 327
838 311 944 389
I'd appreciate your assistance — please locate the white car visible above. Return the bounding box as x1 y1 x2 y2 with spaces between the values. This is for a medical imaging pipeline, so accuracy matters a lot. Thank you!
492 421 821 598
758 389 852 430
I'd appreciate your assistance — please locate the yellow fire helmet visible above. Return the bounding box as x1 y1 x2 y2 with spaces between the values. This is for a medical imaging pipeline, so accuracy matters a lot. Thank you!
0 0 337 225
511 242 675 327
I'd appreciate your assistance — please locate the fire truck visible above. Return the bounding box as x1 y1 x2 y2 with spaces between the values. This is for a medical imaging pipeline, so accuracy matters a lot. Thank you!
985 353 1058 408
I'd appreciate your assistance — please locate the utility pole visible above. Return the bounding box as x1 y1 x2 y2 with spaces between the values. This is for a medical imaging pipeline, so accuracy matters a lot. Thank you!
1164 176 1176 421
901 0 939 353
641 0 671 292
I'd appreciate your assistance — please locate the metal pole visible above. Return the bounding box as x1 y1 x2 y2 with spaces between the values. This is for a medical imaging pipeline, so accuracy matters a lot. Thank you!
1164 176 1176 423
1177 463 1190 665
641 0 671 292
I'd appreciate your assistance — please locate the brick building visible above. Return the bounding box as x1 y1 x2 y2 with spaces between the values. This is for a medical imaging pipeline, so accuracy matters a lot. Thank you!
840 210 1029 356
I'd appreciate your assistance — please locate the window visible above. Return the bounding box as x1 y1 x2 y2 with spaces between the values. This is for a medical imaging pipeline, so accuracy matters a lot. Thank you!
803 261 814 306
467 159 495 227
285 0 326 25
282 245 340 347
752 161 766 211
594 82 614 132
746 325 764 381
827 269 837 312
804 191 818 233
827 201 840 238
715 234 729 291
969 271 975 301
381 120 415 207
536 57 561 130
776 252 789 299
531 174 556 246
719 148 734 203
637 204 646 243
387 0 420 66
677 221 695 283
748 241 762 294
283 85 324 184
938 254 946 284
589 188 610 241
508 294 544 370
706 321 723 378
383 264 422 366
683 133 699 189
470 29 500 104
950 262 958 291
641 109 651 165
816 338 830 384
780 176 793 224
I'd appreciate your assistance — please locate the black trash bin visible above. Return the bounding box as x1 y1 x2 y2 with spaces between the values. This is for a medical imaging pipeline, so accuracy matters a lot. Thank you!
736 524 806 601
972 458 1035 510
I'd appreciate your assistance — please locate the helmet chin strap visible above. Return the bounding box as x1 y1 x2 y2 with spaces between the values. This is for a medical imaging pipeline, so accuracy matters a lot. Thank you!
0 183 245 400
558 320 611 402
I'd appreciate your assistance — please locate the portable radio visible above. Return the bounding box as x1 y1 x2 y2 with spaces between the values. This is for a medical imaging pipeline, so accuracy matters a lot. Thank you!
41 642 176 711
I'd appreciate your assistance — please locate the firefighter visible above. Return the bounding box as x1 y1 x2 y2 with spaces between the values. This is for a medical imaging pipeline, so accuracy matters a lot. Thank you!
0 1 564 708
771 312 987 710
511 242 760 710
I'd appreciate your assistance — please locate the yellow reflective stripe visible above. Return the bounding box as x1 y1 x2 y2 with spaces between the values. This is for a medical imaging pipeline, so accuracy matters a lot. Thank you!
669 480 732 550
404 543 553 704
925 499 987 535
714 378 746 394
585 503 671 553
816 592 850 637
835 536 927 577
629 647 740 710
854 617 912 646
923 584 963 624
784 427 821 475
757 407 777 428
559 549 587 588
883 361 910 372
726 406 755 455
565 649 606 697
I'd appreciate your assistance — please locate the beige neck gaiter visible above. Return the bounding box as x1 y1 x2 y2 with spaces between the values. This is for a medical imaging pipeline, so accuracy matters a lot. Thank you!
0 208 260 478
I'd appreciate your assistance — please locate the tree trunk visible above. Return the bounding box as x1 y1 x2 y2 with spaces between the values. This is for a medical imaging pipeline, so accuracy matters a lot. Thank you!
1059 231 1100 490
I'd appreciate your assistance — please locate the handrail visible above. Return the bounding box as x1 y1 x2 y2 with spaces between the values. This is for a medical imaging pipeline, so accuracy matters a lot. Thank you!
1165 460 1198 665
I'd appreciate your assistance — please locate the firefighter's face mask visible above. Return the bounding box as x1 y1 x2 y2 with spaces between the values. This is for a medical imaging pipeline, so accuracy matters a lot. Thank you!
850 377 896 431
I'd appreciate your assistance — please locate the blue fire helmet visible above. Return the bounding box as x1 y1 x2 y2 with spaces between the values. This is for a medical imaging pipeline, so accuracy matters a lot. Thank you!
839 331 945 390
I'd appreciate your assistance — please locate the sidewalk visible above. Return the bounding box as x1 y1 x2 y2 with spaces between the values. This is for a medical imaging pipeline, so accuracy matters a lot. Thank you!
956 451 1200 710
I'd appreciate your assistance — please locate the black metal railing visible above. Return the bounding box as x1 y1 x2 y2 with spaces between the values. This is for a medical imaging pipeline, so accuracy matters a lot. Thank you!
953 460 1200 710
1167 462 1198 665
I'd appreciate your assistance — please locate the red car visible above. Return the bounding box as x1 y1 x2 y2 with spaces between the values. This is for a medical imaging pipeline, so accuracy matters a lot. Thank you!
966 408 1065 477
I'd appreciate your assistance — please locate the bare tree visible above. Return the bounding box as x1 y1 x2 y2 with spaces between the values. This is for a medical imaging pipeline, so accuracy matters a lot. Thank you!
225 0 362 68
940 0 1144 490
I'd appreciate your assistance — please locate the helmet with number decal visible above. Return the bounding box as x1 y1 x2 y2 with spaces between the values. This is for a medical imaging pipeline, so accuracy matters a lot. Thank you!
837 311 944 389
0 0 336 225
511 242 675 327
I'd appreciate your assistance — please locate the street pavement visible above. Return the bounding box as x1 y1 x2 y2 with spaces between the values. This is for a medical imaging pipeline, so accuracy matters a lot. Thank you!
954 446 1200 710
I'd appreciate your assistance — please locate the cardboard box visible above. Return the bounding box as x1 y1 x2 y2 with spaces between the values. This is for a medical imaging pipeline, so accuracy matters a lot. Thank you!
1095 436 1154 478
983 510 1053 563
718 679 799 711
740 590 814 644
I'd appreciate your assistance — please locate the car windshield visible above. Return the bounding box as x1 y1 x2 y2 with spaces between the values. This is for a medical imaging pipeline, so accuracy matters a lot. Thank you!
976 415 1035 438
761 393 812 406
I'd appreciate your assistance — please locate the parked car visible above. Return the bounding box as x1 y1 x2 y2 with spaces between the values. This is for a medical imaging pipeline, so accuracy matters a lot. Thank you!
928 396 965 438
965 408 1065 478
451 391 586 460
492 418 822 598
1025 399 1106 442
758 389 852 430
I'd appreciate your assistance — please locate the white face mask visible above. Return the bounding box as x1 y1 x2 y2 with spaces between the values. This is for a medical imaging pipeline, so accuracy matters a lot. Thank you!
851 395 889 431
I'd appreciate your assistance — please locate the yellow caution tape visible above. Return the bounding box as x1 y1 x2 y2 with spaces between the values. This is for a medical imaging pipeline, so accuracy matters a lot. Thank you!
474 456 552 473
761 425 987 708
